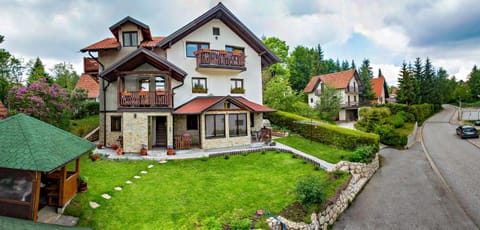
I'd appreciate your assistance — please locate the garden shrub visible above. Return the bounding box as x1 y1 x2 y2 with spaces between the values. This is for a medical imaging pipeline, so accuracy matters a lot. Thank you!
386 113 405 128
348 145 377 163
294 175 325 205
74 101 100 119
409 104 434 124
202 217 222 230
228 218 252 230
374 125 407 147
397 111 415 122
266 111 379 150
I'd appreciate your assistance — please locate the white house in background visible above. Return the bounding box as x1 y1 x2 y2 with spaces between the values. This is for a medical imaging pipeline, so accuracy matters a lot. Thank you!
304 69 362 121
80 2 278 153
371 74 389 104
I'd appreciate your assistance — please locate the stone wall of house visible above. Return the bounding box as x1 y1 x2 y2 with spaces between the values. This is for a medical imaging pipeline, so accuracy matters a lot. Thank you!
122 112 173 153
173 115 200 145
101 112 123 147
200 111 252 149
266 154 379 230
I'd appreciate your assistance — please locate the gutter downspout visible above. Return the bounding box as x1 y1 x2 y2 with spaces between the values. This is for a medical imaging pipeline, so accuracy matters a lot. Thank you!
88 51 110 146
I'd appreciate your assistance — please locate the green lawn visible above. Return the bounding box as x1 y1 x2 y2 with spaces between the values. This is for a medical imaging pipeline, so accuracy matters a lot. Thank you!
69 115 99 137
65 151 348 229
275 135 354 163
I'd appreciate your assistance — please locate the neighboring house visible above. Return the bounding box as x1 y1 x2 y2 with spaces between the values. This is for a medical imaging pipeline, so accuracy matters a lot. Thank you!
0 101 7 120
371 75 389 104
74 73 99 101
388 87 398 103
80 3 278 153
304 69 362 121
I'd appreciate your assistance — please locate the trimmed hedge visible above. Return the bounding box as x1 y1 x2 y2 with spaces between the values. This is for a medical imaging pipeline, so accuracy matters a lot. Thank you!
266 111 379 150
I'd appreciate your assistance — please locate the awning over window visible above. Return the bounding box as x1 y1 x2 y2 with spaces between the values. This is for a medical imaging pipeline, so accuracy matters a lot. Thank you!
173 96 275 114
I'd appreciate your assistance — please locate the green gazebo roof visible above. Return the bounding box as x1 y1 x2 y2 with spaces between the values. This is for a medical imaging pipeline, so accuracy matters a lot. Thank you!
0 113 95 172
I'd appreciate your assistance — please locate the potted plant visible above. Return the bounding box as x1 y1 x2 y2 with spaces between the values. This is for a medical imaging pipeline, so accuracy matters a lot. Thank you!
167 145 175 155
96 143 103 149
140 144 148 156
89 153 100 162
79 176 88 192
116 147 123 156
230 87 245 94
111 143 118 150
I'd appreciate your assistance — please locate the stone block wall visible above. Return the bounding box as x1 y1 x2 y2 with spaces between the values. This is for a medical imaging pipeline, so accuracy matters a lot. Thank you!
173 115 200 145
267 154 380 230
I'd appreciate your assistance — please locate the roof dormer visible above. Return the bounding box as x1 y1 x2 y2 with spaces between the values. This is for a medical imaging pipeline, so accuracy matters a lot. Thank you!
109 16 152 47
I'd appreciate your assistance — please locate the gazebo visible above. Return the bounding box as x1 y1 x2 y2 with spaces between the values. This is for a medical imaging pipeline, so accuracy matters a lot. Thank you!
0 113 95 221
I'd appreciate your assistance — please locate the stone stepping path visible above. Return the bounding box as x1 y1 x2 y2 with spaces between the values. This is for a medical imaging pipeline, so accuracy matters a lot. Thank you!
89 164 162 209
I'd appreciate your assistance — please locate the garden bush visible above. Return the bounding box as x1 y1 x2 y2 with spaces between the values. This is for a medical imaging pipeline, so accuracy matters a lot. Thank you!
266 111 379 150
347 145 377 163
294 175 325 205
386 113 405 128
74 101 100 119
409 104 435 124
228 218 252 230
374 124 407 147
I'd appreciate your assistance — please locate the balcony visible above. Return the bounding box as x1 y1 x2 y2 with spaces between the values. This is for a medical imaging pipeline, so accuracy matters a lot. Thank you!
119 91 172 108
341 102 360 109
194 49 246 72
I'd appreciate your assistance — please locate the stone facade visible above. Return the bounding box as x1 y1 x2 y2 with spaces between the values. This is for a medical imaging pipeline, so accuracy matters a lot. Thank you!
267 154 380 230
99 112 123 147
173 115 201 145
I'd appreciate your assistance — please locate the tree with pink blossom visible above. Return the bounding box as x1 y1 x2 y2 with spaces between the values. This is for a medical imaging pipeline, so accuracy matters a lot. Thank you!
7 78 86 129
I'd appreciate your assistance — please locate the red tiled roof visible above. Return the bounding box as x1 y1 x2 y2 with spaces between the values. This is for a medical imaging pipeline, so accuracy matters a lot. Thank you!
83 57 99 73
75 74 99 98
174 96 275 114
81 38 120 52
371 76 385 99
304 69 357 93
234 97 276 112
0 101 7 119
174 97 225 114
81 36 165 52
140 36 165 47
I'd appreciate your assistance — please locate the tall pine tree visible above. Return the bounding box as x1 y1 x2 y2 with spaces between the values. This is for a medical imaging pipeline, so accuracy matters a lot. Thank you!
397 62 416 105
468 65 480 101
358 59 376 101
27 57 52 85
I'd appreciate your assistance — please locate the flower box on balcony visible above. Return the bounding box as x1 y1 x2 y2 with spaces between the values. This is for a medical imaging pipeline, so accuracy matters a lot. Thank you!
230 88 245 94
192 87 208 93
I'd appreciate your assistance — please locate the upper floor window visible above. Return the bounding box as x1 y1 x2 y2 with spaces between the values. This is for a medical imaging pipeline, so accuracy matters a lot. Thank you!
213 27 220 36
123 31 138 47
155 76 166 91
230 79 244 94
192 77 207 93
225 45 244 53
186 42 209 57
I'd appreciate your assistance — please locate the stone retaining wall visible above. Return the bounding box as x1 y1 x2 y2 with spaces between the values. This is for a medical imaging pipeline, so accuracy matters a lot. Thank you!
266 153 379 230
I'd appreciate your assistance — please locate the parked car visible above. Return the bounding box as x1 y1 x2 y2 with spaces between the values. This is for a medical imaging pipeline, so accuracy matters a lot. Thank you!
475 120 480 126
456 125 479 139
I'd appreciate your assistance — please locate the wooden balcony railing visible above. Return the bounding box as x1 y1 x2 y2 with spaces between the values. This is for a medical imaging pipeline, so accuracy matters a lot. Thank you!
119 91 172 107
195 49 246 71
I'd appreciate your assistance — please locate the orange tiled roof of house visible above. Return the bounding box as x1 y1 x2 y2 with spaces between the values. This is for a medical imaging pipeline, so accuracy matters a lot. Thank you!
304 69 356 93
0 101 7 119
75 74 99 99
81 36 165 52
371 76 385 99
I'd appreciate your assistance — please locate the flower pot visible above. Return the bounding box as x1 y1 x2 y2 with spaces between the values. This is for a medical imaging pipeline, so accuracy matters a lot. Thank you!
79 181 87 192
116 147 123 156
140 149 148 156
97 144 103 149
111 144 118 150
167 149 175 155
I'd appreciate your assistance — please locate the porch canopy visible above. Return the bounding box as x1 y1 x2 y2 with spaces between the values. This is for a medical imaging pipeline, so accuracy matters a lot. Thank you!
0 113 95 221
173 96 276 114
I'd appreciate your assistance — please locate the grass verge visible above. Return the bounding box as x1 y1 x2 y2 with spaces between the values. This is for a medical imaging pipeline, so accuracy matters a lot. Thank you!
275 135 355 163
69 115 99 137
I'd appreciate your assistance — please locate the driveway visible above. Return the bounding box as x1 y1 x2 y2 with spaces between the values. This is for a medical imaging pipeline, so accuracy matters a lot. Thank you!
333 144 476 229
423 105 480 226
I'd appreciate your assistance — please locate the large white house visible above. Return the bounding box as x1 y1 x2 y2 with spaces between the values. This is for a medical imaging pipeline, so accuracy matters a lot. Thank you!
81 3 278 153
304 69 362 121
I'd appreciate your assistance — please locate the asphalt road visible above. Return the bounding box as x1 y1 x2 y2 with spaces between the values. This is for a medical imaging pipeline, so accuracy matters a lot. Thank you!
423 105 480 226
333 144 476 230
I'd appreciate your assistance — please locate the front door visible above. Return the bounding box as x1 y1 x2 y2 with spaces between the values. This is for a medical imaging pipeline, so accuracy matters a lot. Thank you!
155 116 167 146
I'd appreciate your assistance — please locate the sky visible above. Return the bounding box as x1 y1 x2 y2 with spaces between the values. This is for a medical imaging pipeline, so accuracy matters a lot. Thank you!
1 0 480 87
